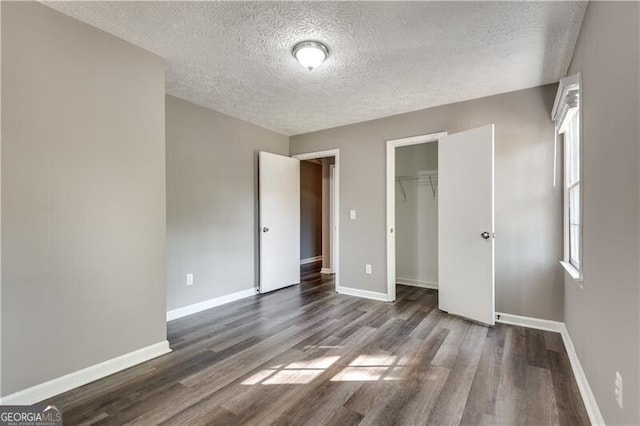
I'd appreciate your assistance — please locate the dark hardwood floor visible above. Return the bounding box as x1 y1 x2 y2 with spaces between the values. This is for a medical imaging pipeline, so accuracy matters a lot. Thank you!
47 262 589 425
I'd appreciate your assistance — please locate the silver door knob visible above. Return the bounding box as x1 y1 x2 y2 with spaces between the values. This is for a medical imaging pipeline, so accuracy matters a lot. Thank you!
262 227 269 233
481 231 491 239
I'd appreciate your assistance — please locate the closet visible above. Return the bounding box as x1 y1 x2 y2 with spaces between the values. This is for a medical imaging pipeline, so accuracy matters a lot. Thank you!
395 142 439 290
386 125 495 326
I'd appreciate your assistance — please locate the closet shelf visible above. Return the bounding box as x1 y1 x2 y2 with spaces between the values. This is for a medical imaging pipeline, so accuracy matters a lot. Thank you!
395 172 438 199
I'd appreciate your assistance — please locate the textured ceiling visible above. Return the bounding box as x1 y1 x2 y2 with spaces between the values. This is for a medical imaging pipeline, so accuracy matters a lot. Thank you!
43 1 587 135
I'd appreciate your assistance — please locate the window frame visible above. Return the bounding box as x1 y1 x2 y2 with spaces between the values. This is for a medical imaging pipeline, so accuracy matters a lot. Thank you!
552 73 583 284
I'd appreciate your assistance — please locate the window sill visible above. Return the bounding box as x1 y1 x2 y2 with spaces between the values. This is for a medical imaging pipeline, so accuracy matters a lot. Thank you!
560 261 583 288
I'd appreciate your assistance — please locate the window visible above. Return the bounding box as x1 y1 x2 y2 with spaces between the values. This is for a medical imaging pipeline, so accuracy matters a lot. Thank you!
553 74 582 280
564 110 580 269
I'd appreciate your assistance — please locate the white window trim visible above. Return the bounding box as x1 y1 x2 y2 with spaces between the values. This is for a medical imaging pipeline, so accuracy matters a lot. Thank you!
560 261 582 283
553 73 584 286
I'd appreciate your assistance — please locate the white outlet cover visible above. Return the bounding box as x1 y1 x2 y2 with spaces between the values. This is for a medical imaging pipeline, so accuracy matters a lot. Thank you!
186 273 194 286
365 264 372 274
350 210 357 220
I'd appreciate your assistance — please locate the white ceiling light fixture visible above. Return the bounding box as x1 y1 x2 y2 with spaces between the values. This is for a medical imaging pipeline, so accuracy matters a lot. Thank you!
292 40 329 71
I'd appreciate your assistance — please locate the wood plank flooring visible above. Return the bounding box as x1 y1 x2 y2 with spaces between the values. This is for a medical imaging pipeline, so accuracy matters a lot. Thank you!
46 262 589 425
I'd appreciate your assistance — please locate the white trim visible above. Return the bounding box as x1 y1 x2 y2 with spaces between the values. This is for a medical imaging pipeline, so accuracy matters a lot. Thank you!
292 149 340 291
560 261 584 288
495 312 564 333
555 73 584 282
293 149 337 161
329 164 336 275
320 268 333 274
495 312 604 425
301 256 322 265
396 277 438 289
166 288 256 321
386 133 447 147
552 73 581 120
560 324 606 426
386 132 447 302
0 340 170 405
336 285 391 302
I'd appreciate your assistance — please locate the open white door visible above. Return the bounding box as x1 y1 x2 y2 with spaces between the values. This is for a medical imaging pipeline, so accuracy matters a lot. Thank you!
259 151 300 293
438 125 495 325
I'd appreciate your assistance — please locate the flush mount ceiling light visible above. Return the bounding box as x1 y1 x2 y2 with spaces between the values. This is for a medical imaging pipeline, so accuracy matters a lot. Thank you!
292 40 329 71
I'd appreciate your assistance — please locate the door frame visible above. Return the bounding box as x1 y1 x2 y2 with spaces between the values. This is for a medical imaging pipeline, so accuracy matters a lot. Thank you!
329 164 336 274
292 149 340 290
386 132 447 302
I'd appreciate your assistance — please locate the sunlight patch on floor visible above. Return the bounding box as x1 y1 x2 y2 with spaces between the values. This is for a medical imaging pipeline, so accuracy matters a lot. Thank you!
241 353 409 385
330 366 390 381
330 354 407 382
241 356 340 385
262 369 324 385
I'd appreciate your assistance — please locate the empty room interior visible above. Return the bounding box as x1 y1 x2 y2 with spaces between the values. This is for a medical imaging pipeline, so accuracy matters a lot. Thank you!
1 1 639 425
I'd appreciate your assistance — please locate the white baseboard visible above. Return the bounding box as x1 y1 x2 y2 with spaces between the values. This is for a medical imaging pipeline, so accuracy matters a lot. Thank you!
336 285 390 302
167 288 256 321
0 340 171 405
396 277 438 289
559 324 605 425
300 256 323 265
320 268 333 274
496 312 604 425
495 312 564 333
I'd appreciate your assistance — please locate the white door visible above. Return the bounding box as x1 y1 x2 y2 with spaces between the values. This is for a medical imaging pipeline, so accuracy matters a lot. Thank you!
259 151 300 293
438 125 495 325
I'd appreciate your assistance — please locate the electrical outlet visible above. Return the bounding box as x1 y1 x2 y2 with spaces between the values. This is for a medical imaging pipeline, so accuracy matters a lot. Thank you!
350 209 357 220
365 264 372 274
614 371 623 409
186 273 194 286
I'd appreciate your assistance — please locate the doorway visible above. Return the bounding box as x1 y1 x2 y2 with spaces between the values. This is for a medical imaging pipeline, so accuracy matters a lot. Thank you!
395 141 440 293
386 127 496 325
299 158 336 278
386 132 446 302
299 159 323 271
293 150 340 290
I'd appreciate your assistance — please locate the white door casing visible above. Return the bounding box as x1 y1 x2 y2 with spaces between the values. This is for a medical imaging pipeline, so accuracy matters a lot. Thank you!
293 149 340 290
386 132 446 302
438 124 495 325
329 164 336 273
259 151 300 293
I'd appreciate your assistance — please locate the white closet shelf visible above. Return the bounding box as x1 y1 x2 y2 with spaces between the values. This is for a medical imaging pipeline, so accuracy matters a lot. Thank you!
395 171 438 199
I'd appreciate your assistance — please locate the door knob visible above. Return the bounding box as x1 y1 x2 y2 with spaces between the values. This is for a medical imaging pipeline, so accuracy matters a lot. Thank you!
481 231 491 239
262 227 269 233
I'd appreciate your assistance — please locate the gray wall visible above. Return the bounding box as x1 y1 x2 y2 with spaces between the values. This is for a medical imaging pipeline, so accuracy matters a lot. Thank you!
291 84 564 321
396 141 439 175
300 161 322 261
1 1 166 396
166 95 288 311
564 2 640 424
395 143 439 286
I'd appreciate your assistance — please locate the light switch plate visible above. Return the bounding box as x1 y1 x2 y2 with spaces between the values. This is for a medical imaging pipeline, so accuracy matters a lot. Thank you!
365 264 372 274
